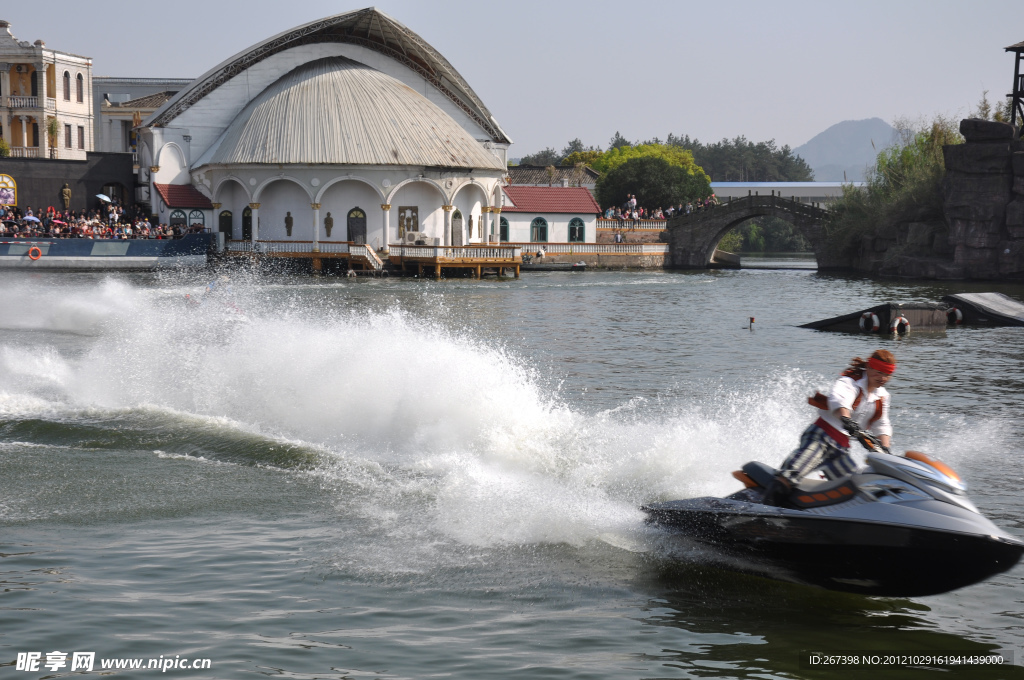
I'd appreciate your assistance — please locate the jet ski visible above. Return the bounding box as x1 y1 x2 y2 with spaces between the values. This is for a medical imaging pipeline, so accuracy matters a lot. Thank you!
642 433 1024 596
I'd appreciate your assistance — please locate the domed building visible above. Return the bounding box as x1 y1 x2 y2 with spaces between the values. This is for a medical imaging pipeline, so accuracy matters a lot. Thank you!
137 8 510 249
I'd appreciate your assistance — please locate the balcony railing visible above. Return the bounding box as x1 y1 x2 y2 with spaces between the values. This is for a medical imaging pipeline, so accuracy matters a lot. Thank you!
3 96 56 111
10 147 40 158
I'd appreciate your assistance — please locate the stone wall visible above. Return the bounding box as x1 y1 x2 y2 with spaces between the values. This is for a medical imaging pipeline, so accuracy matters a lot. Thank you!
847 119 1023 280
942 119 1023 279
0 152 135 213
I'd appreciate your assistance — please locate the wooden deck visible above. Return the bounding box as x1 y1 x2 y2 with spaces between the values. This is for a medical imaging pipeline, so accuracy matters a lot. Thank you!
224 240 521 277
225 240 384 272
387 244 522 278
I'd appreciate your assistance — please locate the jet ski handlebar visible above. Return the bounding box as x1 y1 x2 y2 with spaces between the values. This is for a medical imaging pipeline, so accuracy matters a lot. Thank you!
840 416 890 454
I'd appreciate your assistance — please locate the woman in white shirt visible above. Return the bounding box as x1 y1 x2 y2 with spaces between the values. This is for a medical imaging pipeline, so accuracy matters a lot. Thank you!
763 349 896 506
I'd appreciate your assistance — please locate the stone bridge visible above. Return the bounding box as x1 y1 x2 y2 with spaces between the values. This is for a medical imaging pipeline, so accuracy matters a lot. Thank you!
666 194 829 268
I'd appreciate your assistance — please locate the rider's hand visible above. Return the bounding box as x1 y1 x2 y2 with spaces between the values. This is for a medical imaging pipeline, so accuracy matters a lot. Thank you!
840 416 860 436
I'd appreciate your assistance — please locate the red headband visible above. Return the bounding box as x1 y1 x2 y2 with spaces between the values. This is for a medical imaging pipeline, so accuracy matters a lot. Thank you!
868 357 896 375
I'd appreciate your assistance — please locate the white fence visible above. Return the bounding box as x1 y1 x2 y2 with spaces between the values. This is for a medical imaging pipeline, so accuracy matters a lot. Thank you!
227 240 351 254
509 242 668 254
596 218 668 231
389 245 522 260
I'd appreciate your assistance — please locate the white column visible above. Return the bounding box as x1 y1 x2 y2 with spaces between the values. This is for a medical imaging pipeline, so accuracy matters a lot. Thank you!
492 208 501 242
442 204 453 246
18 115 27 148
0 64 10 111
311 203 321 251
249 202 260 244
381 203 391 250
35 63 47 158
482 207 492 242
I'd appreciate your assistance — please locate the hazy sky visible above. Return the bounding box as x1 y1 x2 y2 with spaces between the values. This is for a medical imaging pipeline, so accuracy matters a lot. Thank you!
6 1 1021 155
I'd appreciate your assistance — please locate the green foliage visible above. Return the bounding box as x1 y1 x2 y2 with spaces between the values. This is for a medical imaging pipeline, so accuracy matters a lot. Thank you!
519 147 561 166
666 133 814 181
719 217 812 253
46 116 60 146
596 156 711 210
590 143 708 178
823 115 961 258
716 229 743 252
973 90 1014 123
608 131 632 150
0 137 9 157
562 149 603 166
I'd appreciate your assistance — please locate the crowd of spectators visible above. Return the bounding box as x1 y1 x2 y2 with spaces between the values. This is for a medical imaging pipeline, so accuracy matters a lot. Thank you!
0 202 205 240
602 193 720 228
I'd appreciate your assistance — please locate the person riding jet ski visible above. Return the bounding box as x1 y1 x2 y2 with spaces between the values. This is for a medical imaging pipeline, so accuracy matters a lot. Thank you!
763 350 895 506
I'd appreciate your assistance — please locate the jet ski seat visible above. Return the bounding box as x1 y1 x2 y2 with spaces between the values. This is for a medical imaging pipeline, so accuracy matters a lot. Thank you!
741 462 777 489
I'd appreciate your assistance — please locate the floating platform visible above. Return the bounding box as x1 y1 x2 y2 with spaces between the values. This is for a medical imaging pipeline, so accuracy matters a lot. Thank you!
800 302 949 333
520 260 586 272
941 293 1024 326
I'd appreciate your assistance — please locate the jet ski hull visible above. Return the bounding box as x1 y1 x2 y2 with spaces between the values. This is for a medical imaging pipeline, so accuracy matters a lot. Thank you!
644 499 1024 597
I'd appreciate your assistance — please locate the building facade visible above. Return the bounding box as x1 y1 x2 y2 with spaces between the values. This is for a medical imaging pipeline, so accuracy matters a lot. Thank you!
93 77 192 156
0 19 93 161
500 186 601 243
136 8 512 247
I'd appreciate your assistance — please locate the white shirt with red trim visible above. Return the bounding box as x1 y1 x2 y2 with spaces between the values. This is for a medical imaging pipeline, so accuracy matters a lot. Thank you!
819 375 892 438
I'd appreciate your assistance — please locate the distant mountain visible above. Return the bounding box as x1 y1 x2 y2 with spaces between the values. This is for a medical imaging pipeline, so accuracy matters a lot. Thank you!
793 118 896 182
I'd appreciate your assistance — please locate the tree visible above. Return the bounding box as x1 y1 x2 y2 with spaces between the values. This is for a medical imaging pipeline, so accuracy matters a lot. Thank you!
562 150 602 166
666 133 814 181
608 131 632 150
590 143 709 178
519 147 560 166
596 156 711 210
973 90 1013 123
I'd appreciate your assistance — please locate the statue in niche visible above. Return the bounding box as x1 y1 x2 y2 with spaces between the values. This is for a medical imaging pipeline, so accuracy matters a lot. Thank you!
61 183 71 210
284 211 293 237
398 206 418 238
324 212 333 238
468 214 474 239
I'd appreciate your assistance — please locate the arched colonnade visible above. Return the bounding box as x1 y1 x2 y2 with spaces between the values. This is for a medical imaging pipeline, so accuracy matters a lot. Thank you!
210 174 503 248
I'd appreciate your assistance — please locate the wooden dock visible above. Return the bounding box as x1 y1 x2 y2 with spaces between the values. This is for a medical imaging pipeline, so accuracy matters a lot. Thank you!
386 244 522 278
225 240 385 273
225 240 521 277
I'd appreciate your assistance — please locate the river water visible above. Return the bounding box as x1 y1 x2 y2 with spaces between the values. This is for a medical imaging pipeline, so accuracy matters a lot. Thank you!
2 262 1023 679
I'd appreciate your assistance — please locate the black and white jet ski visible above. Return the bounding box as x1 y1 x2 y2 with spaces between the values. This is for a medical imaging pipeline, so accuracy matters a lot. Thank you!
642 433 1023 596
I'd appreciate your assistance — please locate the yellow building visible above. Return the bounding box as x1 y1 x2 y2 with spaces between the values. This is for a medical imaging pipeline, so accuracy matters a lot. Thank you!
0 19 93 160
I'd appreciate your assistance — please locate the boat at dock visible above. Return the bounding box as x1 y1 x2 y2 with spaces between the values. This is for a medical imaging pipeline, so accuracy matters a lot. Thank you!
0 233 213 270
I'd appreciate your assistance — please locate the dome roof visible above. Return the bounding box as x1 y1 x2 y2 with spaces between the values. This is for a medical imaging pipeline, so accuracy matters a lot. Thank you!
197 56 505 170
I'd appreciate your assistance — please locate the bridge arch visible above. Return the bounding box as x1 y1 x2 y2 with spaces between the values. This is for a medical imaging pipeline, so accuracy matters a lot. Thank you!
666 195 828 269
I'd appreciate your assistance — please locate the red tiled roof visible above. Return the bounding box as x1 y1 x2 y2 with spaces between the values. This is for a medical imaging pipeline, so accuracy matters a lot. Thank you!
501 186 601 214
154 183 213 209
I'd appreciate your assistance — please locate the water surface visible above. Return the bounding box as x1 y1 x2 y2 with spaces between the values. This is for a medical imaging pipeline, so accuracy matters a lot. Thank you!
2 265 1023 679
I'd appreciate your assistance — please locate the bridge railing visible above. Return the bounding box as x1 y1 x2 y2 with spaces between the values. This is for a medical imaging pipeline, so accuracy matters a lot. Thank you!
596 218 668 231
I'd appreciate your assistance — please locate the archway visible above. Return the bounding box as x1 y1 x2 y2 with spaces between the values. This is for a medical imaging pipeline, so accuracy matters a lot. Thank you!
318 179 381 246
213 177 249 240
666 195 827 269
348 207 367 244
499 217 509 242
254 178 312 240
